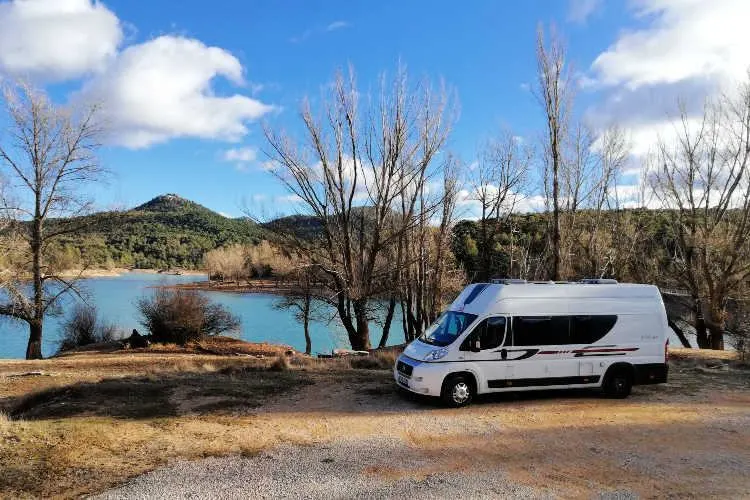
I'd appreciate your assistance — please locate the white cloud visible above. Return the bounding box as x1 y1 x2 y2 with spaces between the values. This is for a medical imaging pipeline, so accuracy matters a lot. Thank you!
583 0 750 187
222 146 258 171
455 185 543 219
0 0 122 81
591 0 750 90
223 147 257 163
275 194 303 203
326 20 349 31
81 35 274 148
568 0 602 24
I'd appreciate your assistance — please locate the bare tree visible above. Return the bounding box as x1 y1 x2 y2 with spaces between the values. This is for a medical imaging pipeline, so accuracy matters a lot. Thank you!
0 81 103 359
650 77 750 350
273 267 322 354
562 124 629 278
470 132 529 280
397 156 465 342
264 67 453 350
534 24 573 280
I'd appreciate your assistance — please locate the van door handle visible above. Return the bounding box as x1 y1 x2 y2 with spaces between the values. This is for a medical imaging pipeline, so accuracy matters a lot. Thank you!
500 349 508 360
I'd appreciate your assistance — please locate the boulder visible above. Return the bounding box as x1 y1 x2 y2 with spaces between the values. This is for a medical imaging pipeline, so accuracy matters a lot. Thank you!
127 329 150 349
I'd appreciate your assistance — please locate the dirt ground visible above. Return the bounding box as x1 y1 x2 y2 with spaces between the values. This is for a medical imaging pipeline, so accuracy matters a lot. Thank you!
0 348 748 498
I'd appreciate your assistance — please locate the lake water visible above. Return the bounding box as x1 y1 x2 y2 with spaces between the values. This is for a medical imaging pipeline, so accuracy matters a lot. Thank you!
0 273 402 359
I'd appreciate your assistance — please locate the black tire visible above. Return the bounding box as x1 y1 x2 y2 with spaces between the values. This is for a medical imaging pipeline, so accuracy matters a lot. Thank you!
603 368 633 398
441 374 474 407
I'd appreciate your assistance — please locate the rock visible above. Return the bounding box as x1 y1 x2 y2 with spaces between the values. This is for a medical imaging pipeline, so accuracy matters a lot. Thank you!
127 329 150 349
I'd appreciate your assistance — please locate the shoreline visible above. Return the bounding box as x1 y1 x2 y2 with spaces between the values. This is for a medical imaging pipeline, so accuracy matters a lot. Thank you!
161 278 297 295
56 268 208 278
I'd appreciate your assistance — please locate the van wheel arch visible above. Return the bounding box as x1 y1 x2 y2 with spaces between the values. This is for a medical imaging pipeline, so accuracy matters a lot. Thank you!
602 362 634 398
440 372 477 407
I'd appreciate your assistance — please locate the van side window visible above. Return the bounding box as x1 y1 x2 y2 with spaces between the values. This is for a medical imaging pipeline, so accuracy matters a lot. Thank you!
462 316 506 350
570 315 617 344
512 316 569 346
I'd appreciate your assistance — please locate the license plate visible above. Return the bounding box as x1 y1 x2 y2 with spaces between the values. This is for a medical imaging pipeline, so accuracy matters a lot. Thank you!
398 375 409 387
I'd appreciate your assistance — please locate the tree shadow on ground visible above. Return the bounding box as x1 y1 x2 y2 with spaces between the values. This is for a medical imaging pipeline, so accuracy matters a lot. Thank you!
7 366 309 420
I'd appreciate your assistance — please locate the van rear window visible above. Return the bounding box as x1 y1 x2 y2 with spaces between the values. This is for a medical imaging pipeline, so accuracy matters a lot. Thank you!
570 315 617 344
511 315 617 346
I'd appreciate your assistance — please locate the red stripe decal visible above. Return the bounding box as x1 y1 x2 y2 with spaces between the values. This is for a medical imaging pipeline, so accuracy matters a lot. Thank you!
574 347 639 353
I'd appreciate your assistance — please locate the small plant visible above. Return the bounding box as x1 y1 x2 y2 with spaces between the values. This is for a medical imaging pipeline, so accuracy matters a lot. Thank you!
137 289 240 345
58 304 123 353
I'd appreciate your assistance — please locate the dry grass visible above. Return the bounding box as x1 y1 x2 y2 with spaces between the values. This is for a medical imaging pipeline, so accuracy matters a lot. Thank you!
0 355 313 498
0 347 747 498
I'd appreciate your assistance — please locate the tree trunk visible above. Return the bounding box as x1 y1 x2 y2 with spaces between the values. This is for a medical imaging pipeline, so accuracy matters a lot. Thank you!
351 298 371 351
28 199 44 360
708 324 724 350
378 297 397 348
707 306 725 350
667 319 692 348
303 295 312 355
26 321 43 360
694 299 710 349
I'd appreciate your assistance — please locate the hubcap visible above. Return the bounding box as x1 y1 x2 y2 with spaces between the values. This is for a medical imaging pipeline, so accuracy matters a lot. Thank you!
615 378 626 392
452 382 470 403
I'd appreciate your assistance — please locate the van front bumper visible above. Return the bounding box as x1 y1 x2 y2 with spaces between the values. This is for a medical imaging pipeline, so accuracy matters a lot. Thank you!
394 354 447 396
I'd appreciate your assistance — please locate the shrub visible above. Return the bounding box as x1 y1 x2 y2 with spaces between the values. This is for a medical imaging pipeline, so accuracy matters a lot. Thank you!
58 304 123 352
137 289 240 345
269 355 290 372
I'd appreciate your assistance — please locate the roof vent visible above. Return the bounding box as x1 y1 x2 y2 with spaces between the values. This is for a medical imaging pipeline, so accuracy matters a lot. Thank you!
579 278 619 284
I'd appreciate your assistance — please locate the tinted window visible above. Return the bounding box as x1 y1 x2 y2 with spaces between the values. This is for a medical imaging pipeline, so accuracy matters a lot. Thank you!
570 315 617 344
481 317 507 350
461 316 506 351
512 316 570 346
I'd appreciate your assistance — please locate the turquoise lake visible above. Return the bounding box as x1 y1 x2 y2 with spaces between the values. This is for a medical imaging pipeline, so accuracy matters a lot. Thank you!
0 272 401 359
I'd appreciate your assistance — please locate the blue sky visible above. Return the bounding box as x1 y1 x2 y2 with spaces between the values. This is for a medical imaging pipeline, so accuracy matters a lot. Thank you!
1 0 748 217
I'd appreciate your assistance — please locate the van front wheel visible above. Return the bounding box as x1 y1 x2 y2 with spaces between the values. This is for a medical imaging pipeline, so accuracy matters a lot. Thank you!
603 368 633 398
441 375 474 407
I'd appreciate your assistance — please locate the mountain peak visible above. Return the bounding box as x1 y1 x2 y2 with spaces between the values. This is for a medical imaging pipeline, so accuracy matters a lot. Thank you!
135 194 199 212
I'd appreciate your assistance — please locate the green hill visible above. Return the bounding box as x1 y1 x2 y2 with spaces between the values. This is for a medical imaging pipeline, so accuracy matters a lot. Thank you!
49 194 264 270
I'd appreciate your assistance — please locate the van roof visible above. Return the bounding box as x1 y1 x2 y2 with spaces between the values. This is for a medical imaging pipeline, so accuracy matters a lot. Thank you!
449 282 662 315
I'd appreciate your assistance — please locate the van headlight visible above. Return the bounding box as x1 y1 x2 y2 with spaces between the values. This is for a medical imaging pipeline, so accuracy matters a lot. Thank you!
425 348 449 361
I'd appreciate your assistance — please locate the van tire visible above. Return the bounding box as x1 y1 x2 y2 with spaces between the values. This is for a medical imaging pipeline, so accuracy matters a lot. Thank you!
441 374 474 407
602 366 633 398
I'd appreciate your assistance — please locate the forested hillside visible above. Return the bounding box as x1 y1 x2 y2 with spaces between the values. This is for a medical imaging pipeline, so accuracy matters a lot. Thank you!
46 194 264 270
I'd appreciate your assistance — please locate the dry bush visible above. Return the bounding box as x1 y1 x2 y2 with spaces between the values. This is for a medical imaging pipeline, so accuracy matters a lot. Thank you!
348 351 398 370
204 244 248 281
246 240 294 278
203 241 294 281
137 289 240 345
269 355 291 372
58 304 124 353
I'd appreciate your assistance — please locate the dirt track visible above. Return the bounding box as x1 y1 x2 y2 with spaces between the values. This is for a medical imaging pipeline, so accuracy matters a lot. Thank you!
96 354 750 499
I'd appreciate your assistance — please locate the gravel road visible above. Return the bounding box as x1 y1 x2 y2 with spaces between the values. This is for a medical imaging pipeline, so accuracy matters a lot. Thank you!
93 436 551 500
92 356 750 499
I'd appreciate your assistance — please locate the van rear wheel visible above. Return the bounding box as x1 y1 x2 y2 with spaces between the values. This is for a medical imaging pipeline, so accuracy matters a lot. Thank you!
603 369 633 398
441 375 474 407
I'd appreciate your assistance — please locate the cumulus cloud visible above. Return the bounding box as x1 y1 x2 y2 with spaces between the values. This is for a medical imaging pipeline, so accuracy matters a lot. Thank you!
584 0 750 194
591 0 750 90
0 0 123 81
82 36 274 148
222 146 258 171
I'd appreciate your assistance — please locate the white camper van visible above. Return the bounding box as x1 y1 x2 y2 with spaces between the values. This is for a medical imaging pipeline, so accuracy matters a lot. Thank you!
394 280 669 407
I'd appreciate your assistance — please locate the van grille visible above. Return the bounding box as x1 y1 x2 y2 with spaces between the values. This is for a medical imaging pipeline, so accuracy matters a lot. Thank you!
396 360 413 376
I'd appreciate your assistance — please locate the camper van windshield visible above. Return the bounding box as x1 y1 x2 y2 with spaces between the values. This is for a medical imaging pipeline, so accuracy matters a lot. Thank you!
419 311 478 347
